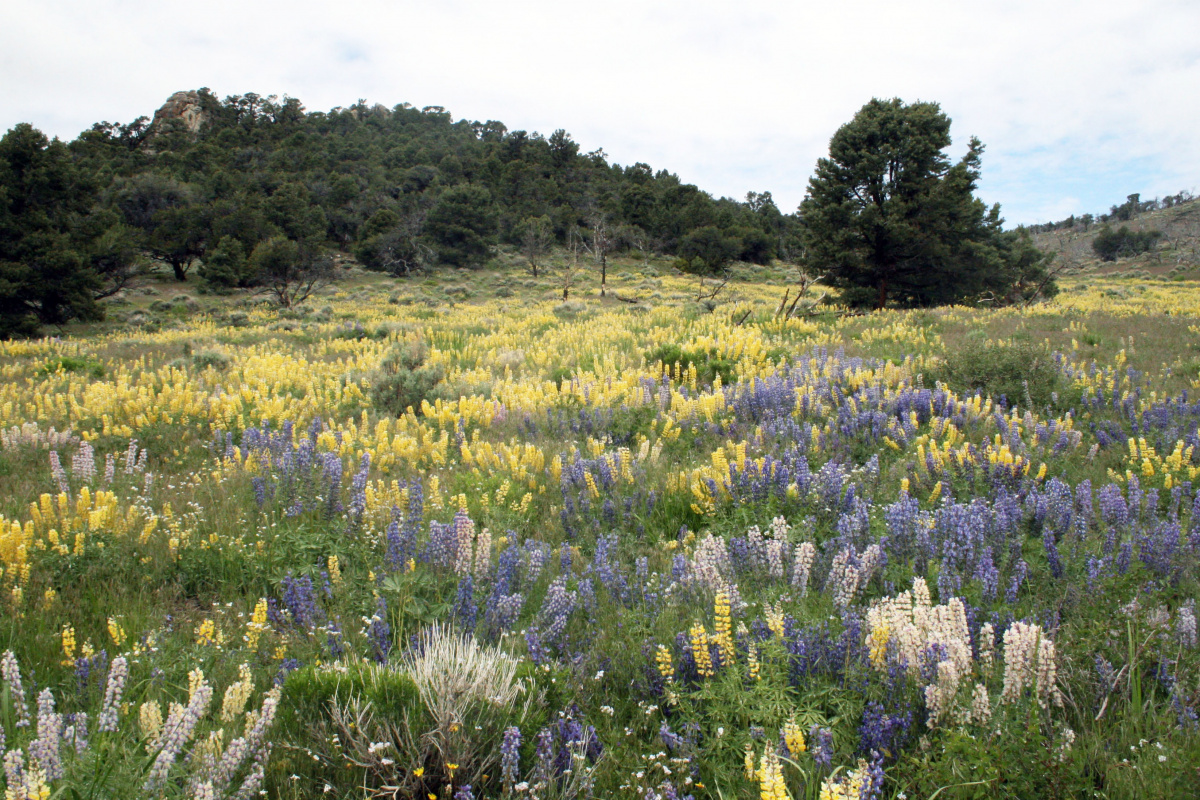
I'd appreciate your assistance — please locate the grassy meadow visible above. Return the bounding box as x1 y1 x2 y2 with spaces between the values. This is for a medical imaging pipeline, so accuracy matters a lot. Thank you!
1 254 1199 799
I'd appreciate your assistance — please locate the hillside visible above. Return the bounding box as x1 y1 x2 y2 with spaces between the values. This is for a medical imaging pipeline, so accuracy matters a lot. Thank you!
1031 200 1200 280
74 89 795 272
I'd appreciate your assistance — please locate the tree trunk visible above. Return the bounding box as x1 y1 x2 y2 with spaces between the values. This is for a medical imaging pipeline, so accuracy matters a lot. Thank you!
600 254 607 297
563 287 569 301
876 278 887 309
171 260 189 281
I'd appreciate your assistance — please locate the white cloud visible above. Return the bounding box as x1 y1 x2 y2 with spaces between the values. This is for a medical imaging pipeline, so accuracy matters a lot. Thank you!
3 0 1197 223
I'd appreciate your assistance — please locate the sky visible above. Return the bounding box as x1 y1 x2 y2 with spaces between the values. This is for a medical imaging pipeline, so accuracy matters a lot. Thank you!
3 0 1197 225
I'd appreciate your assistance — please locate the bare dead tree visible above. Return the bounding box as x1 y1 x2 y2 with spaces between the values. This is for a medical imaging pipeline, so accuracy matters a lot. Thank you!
774 265 827 320
696 277 728 302
629 227 660 269
518 215 553 278
559 228 584 301
374 210 433 276
583 211 614 296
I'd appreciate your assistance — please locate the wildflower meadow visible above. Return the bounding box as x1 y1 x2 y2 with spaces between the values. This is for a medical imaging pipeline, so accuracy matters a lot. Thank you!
1 260 1198 799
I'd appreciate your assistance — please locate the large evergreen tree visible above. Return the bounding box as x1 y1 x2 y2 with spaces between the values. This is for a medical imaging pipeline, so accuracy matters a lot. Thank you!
0 124 107 337
800 98 1054 308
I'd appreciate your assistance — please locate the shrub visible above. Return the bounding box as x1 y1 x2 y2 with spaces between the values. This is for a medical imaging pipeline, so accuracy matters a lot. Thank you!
38 355 105 379
369 340 446 415
191 350 231 370
645 343 736 387
553 300 587 318
937 339 1059 407
1092 225 1162 261
286 626 534 797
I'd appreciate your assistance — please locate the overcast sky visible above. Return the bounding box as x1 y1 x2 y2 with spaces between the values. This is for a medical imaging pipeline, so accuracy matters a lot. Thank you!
3 0 1197 224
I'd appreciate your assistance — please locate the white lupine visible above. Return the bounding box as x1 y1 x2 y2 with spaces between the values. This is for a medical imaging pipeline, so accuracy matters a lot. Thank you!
1001 621 1060 708
826 547 861 608
145 679 213 791
692 532 733 593
924 659 960 727
769 515 790 539
474 527 493 580
969 683 992 725
791 541 816 595
977 623 996 675
72 441 96 483
765 539 785 580
865 579 972 678
1177 602 1197 649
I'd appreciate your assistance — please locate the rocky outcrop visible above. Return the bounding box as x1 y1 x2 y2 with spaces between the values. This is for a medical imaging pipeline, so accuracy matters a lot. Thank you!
151 91 208 135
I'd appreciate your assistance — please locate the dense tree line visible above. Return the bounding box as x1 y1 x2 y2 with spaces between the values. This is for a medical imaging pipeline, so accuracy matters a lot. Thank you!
1 90 800 334
2 90 1070 335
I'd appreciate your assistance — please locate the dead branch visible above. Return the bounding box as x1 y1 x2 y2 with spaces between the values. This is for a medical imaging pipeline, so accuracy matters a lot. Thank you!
696 277 728 302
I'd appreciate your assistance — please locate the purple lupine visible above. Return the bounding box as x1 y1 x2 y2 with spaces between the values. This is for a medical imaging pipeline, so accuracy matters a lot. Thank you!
232 752 268 800
591 534 628 603
66 711 88 754
454 786 475 800
1117 541 1133 575
974 548 1000 601
501 726 522 791
124 438 141 473
368 597 391 662
859 751 886 800
487 592 524 636
251 477 268 507
1178 601 1197 649
1005 559 1028 603
525 627 549 666
210 688 281 793
808 725 834 767
1099 482 1129 532
3 750 24 792
533 726 555 784
97 656 128 731
280 572 322 629
345 453 370 533
1085 556 1108 591
325 621 346 658
525 541 550 584
538 576 577 651
385 507 405 570
1043 526 1063 579
452 575 478 632
1138 520 1181 577
858 700 911 758
425 520 457 568
321 452 343 519
30 688 63 780
275 659 302 686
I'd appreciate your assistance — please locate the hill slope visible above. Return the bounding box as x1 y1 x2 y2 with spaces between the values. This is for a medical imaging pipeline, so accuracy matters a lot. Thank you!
1032 201 1200 279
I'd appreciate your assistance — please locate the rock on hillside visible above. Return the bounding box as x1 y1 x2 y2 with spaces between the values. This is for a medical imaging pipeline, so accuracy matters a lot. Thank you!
151 90 208 135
